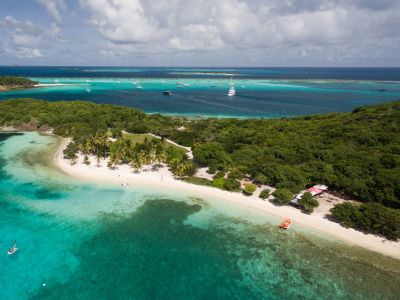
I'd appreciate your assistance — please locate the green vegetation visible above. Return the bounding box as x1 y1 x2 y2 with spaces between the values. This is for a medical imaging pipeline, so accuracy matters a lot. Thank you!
273 189 293 205
212 178 225 189
0 76 37 89
1 98 400 238
259 188 271 200
331 203 400 241
299 192 319 213
243 183 256 196
212 177 240 192
123 133 187 153
182 176 213 187
213 171 225 179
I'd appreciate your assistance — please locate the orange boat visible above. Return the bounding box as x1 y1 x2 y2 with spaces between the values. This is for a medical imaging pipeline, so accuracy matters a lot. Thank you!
279 219 292 230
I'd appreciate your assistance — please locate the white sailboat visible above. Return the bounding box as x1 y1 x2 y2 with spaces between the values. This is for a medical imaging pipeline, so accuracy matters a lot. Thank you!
7 240 18 255
136 81 143 89
86 80 91 93
228 75 235 96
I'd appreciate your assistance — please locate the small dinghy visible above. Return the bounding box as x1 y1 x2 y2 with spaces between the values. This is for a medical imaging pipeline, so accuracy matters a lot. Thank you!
279 219 292 230
8 240 18 255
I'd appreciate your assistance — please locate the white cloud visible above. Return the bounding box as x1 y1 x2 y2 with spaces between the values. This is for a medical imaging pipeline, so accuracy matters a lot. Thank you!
0 16 63 59
2 0 400 66
37 0 67 22
81 0 164 43
78 0 356 53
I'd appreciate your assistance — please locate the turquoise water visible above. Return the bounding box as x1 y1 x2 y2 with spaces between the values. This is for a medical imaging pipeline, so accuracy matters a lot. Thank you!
1 67 400 117
1 132 400 299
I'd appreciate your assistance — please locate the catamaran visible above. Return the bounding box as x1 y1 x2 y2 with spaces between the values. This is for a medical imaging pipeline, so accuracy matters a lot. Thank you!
7 240 18 255
228 75 235 96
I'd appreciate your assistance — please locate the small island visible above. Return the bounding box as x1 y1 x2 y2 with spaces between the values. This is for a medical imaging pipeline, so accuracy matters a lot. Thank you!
0 76 38 91
1 98 399 249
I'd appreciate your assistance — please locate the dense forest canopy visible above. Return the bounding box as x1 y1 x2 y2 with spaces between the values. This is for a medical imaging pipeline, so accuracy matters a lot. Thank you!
0 98 399 212
0 76 37 88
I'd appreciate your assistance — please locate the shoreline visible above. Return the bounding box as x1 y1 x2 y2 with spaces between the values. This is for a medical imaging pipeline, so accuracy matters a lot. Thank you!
53 137 400 260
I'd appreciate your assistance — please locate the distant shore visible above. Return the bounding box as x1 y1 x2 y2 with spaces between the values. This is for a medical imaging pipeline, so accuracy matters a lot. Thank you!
53 137 400 260
0 84 33 91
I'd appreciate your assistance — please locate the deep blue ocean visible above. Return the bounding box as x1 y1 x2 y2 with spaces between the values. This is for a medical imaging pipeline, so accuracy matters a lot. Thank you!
1 67 399 117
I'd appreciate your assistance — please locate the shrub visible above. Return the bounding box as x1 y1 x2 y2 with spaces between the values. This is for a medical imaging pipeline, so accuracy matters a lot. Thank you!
207 166 217 174
298 192 319 213
213 178 225 189
224 178 241 191
272 188 293 205
182 176 213 187
243 183 257 196
83 155 90 165
214 171 225 179
259 189 271 200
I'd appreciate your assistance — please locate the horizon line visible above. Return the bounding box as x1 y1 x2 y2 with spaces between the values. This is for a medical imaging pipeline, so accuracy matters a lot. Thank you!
1 65 400 69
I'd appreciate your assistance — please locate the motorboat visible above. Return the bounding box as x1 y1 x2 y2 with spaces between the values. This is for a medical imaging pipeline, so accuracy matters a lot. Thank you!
279 219 292 230
163 91 172 96
7 241 18 255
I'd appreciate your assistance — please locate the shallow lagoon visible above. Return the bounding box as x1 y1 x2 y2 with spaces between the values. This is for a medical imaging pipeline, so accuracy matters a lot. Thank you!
1 67 400 118
1 132 399 300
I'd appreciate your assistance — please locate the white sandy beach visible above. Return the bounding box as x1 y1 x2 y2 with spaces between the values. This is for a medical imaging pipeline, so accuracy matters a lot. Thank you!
54 138 400 260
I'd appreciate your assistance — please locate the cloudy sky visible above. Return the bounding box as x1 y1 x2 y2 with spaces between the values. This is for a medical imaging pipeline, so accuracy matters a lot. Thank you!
0 0 399 67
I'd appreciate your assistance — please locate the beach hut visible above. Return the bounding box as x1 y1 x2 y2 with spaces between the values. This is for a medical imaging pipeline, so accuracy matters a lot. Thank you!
306 187 323 196
291 184 328 205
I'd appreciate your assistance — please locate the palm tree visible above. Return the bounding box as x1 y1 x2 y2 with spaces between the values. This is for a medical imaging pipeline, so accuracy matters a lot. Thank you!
154 141 167 164
78 142 86 155
109 139 125 166
65 126 76 138
130 151 145 172
171 155 193 177
90 134 102 158
85 140 93 155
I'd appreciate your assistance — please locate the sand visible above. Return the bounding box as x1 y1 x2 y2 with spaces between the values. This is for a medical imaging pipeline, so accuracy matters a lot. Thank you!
54 138 400 260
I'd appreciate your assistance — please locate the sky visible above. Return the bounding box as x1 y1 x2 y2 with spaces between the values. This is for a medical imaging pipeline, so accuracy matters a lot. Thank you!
0 0 399 67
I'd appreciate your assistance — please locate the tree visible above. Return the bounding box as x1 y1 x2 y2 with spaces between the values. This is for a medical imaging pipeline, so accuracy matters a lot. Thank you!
254 173 268 185
299 192 319 213
223 178 240 191
228 169 243 180
243 183 256 196
259 189 271 200
213 171 225 179
154 141 167 164
170 155 193 177
63 142 79 163
331 203 400 241
193 142 231 168
130 151 145 172
272 188 293 205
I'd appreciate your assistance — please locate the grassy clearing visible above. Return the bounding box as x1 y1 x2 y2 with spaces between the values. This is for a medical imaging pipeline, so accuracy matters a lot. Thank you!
182 176 213 187
123 133 187 154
